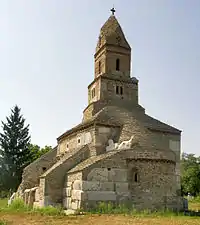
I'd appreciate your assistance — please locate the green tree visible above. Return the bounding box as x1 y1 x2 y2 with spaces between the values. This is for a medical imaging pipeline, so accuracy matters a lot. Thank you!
0 105 31 191
28 144 52 161
181 153 200 196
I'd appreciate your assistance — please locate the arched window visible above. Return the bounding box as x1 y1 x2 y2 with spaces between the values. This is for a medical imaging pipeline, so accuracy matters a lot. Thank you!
98 61 101 74
131 168 139 183
116 58 120 71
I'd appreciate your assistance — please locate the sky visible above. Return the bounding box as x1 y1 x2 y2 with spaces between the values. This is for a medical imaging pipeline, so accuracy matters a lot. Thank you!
0 0 200 155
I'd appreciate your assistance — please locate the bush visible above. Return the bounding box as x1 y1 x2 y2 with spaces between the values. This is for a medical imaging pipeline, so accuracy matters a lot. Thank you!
0 220 8 225
8 198 30 212
189 195 200 203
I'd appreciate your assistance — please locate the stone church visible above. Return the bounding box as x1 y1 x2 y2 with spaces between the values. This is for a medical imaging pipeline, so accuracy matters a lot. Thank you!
16 9 184 211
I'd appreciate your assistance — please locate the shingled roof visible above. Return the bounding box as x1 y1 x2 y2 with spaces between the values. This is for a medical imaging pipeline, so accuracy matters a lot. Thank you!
143 114 181 134
96 14 131 52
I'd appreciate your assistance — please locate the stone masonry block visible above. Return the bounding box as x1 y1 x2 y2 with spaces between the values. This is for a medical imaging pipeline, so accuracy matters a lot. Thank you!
63 197 72 209
115 182 129 192
33 201 42 208
63 188 72 197
87 191 116 201
71 190 87 201
82 181 100 191
71 200 81 210
108 169 128 182
87 168 109 182
116 192 131 202
73 180 82 190
35 188 40 202
100 182 114 191
65 182 72 188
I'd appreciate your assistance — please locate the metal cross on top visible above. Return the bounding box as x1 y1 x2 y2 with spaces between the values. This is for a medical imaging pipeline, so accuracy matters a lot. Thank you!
110 7 116 15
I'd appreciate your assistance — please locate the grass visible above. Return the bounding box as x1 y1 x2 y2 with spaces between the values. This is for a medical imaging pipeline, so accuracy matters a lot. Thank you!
0 198 200 225
0 198 65 216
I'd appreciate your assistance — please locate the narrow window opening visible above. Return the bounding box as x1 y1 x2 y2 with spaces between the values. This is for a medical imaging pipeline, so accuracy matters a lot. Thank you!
134 173 138 182
77 138 80 144
120 86 123 95
98 61 101 74
42 167 46 172
116 86 119 94
91 88 96 98
107 168 111 171
66 144 69 148
116 58 120 71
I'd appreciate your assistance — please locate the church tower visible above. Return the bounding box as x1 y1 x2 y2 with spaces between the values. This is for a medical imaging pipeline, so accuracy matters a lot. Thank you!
83 8 140 122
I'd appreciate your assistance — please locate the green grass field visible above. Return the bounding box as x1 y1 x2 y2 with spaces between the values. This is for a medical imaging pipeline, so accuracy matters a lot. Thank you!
0 198 200 225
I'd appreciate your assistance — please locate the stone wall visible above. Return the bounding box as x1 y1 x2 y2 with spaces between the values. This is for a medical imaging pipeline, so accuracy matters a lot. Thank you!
127 159 177 210
95 125 121 155
57 127 94 157
39 145 90 206
148 130 181 191
64 167 130 210
88 79 100 104
17 147 58 195
64 146 182 211
100 77 138 104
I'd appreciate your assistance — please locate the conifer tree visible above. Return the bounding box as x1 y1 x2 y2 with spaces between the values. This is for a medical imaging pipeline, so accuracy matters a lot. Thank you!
0 105 31 191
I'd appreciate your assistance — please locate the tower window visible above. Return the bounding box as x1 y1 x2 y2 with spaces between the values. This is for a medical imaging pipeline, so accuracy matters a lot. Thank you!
116 86 119 94
134 173 138 182
116 85 123 95
98 61 101 74
91 88 96 98
116 58 120 71
120 86 123 95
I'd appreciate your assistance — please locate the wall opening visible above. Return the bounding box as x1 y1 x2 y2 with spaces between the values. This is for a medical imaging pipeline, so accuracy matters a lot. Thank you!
131 168 139 183
120 86 123 95
98 61 101 74
134 173 138 182
91 88 96 98
116 85 119 94
116 58 120 71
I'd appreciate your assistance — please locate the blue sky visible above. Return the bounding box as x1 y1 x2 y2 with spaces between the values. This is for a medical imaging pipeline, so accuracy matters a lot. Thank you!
0 0 199 155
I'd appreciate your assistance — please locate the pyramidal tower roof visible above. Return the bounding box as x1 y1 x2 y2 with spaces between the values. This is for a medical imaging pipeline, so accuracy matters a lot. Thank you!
96 8 131 52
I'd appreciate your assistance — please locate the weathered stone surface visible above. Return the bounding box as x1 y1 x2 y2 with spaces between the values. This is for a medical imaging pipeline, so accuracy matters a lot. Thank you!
72 180 82 190
35 188 40 202
33 201 41 208
63 188 72 197
71 200 81 210
100 182 114 191
87 168 109 181
71 190 87 201
87 191 116 201
115 182 129 192
108 169 128 182
16 147 58 195
63 197 72 209
65 182 72 188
